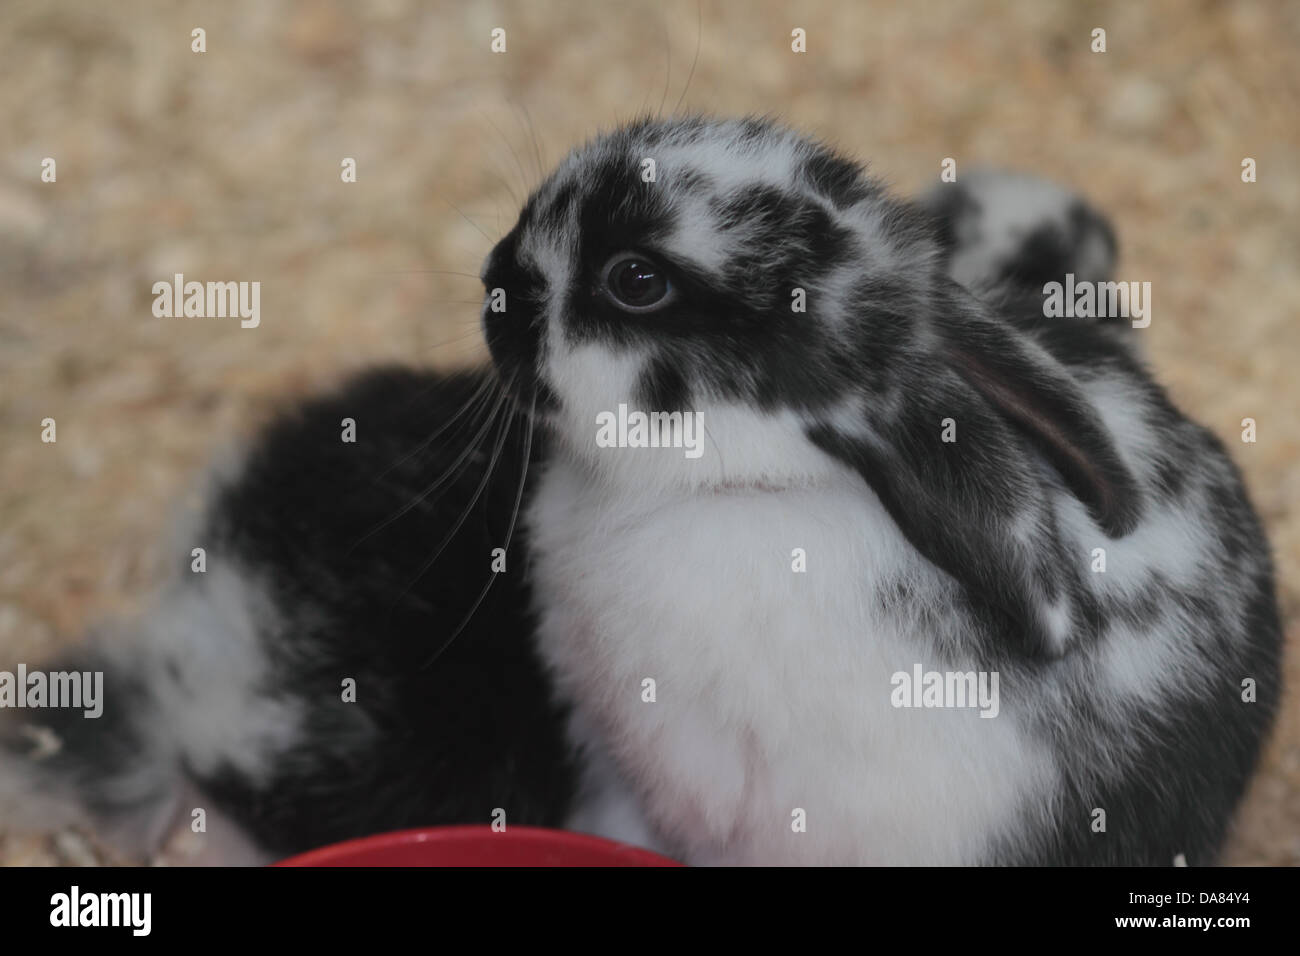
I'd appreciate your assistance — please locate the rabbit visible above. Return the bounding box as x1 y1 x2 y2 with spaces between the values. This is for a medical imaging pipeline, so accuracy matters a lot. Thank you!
0 367 576 863
480 115 1282 865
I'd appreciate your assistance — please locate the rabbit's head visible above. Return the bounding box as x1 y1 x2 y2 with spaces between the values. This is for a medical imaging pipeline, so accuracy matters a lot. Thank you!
482 116 1144 656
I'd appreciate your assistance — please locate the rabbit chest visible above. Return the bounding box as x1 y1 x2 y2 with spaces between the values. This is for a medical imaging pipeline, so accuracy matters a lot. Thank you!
527 455 1055 864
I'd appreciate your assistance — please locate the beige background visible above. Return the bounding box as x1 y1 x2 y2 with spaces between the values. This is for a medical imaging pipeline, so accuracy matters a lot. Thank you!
1 0 1297 864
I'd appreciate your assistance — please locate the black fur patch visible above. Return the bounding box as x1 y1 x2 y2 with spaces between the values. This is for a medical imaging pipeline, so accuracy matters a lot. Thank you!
482 228 555 409
636 355 692 412
998 200 1118 290
802 149 874 209
192 367 575 855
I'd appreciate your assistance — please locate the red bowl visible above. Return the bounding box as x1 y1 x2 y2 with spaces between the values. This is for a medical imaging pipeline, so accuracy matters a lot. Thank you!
273 825 682 867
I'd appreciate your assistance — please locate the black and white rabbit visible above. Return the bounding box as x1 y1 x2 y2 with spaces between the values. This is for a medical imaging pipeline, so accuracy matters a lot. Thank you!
1 369 576 863
482 117 1281 865
1 116 1281 866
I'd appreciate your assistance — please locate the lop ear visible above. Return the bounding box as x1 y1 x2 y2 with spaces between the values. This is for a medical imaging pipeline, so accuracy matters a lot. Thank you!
807 281 1143 657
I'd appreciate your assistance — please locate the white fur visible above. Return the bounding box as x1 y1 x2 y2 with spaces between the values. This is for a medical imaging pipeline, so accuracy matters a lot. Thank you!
0 554 298 861
544 343 849 493
528 436 1057 864
135 564 303 784
945 170 1112 290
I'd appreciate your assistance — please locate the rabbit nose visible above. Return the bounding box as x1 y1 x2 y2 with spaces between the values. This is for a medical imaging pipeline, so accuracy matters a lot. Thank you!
481 229 521 289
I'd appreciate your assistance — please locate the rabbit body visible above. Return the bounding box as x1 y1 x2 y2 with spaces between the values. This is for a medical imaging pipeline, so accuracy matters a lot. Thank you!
483 117 1281 865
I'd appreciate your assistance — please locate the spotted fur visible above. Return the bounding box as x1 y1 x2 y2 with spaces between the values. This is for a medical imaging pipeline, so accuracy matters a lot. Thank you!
485 116 1281 864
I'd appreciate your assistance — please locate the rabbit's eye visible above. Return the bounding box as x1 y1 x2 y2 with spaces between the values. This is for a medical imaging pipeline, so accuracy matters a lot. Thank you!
602 253 672 312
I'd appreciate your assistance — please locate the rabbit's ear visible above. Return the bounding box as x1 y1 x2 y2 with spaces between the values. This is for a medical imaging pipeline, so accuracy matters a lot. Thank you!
806 281 1142 656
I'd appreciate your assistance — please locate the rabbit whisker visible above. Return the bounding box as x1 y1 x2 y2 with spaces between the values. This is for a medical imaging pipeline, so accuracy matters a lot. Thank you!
421 391 535 669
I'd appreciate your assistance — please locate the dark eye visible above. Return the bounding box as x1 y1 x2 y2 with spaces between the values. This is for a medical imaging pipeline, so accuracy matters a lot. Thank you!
602 253 673 312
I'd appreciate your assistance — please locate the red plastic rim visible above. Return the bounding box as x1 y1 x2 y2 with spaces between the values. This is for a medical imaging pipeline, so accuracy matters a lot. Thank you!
273 824 682 867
